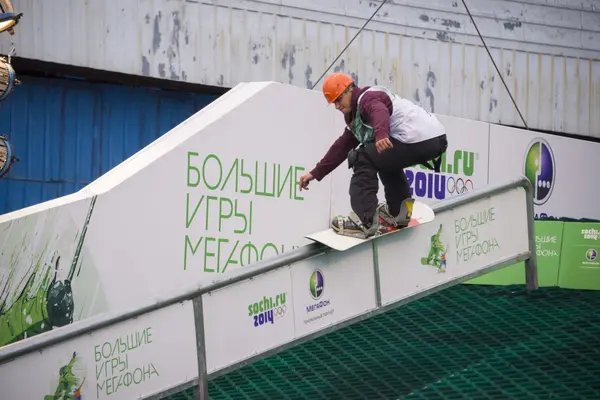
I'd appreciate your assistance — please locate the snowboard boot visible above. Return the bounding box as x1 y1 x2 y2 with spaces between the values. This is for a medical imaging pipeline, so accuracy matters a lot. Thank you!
379 198 415 228
331 204 400 239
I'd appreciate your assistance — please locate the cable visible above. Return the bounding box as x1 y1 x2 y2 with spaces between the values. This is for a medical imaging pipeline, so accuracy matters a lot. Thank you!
461 0 528 129
310 0 528 130
311 0 389 90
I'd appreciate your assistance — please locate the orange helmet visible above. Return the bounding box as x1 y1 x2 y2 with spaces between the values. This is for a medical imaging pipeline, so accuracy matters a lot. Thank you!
322 73 354 103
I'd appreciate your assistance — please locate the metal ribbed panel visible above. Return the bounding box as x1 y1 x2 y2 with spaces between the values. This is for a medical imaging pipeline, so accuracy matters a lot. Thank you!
0 75 218 214
0 0 598 137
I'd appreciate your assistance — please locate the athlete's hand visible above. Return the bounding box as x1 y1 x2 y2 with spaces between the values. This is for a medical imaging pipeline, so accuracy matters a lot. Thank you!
299 172 314 191
376 137 393 153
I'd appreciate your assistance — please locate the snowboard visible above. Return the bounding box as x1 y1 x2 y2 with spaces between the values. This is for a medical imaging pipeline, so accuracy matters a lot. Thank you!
305 200 435 251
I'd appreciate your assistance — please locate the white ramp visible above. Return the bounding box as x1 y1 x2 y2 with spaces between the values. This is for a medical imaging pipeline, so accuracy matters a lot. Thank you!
0 80 502 350
0 177 538 399
0 81 339 350
0 80 537 399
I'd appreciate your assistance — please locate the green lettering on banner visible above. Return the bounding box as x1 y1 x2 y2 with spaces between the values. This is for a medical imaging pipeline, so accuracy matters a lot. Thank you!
278 165 293 198
465 221 564 286
218 197 233 231
187 152 201 187
294 166 305 201
184 236 294 273
185 194 203 229
202 154 223 190
186 152 305 200
454 207 500 264
184 152 303 272
94 327 159 397
185 193 252 234
240 159 254 194
255 161 276 197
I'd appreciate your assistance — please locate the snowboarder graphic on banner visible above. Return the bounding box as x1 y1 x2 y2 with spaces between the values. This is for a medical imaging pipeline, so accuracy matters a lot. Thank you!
299 73 449 239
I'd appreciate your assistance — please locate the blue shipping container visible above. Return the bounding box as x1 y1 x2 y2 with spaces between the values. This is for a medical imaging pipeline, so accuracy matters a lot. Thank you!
0 75 219 214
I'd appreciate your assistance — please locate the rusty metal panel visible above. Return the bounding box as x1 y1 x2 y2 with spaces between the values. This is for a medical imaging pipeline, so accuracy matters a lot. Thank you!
0 0 598 137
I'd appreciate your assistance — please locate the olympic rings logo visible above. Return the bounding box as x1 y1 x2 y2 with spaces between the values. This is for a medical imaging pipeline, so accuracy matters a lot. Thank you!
447 177 474 194
273 305 287 319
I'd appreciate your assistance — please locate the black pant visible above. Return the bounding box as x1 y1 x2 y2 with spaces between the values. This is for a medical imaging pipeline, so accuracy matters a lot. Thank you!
348 134 448 225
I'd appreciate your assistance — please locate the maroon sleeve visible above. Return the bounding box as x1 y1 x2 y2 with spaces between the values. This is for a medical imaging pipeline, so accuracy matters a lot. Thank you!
309 128 358 181
358 92 392 142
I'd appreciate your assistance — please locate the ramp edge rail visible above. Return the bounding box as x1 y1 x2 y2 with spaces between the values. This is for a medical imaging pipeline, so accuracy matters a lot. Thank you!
0 176 538 400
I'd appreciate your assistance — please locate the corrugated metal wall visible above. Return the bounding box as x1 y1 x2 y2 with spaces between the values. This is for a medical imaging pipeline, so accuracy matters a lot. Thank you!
0 75 218 214
0 0 598 137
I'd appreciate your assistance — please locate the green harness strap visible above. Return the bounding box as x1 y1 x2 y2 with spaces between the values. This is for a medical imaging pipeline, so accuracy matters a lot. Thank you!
349 87 443 173
348 97 375 145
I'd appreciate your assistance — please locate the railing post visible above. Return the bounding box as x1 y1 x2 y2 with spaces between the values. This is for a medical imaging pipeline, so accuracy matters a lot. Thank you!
192 296 209 399
372 241 382 307
522 178 539 292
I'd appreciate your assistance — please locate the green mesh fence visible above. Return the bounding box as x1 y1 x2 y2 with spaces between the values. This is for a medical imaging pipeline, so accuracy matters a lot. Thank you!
168 285 600 399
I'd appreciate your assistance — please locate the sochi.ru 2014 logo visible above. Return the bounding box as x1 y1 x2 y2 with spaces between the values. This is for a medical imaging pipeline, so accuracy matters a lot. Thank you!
524 138 555 205
247 292 287 328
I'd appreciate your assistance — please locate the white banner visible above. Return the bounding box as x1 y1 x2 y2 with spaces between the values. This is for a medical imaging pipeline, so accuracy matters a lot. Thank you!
290 245 377 338
0 83 341 351
202 266 295 374
404 115 490 204
488 124 600 220
203 243 379 374
81 83 336 310
376 187 530 306
0 301 198 399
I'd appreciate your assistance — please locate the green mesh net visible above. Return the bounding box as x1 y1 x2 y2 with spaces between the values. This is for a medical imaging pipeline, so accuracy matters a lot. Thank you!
168 285 600 399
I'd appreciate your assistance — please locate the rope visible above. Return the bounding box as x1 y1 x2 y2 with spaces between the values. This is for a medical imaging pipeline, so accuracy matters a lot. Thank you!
311 0 389 89
461 0 528 129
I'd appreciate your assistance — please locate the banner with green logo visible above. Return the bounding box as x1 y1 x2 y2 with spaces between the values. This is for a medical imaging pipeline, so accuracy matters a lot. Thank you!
557 223 600 290
466 221 564 287
488 124 600 220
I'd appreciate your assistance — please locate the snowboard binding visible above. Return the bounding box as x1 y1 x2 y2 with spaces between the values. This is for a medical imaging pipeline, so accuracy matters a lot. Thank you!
331 198 415 239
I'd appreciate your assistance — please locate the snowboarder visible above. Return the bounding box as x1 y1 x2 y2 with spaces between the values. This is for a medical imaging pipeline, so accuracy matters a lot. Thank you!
299 73 448 238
